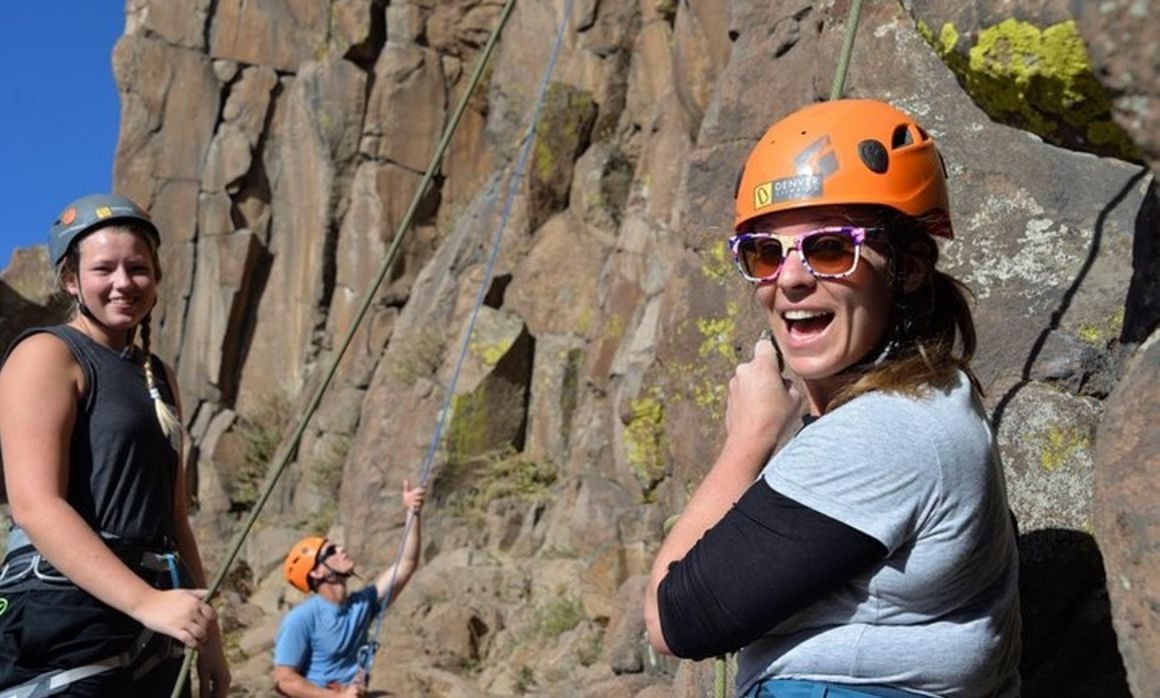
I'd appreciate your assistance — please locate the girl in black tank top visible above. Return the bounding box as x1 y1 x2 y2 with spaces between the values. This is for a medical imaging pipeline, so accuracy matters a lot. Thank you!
0 194 230 696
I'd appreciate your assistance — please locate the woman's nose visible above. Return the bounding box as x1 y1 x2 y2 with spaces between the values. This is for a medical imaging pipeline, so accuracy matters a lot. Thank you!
111 266 133 287
777 247 815 288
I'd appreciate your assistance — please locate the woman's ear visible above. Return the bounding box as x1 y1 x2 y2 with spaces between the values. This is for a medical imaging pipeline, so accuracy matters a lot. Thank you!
62 270 80 298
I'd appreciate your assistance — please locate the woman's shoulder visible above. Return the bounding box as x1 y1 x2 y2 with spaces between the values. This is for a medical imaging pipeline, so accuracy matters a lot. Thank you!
839 371 979 423
0 329 86 413
2 328 82 374
825 386 937 429
802 379 981 464
825 375 990 470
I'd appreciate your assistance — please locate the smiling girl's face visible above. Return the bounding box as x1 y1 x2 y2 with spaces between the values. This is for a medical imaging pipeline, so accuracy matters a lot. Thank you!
64 226 158 348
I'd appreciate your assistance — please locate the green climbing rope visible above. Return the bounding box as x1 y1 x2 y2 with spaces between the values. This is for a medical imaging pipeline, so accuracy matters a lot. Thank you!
168 1 519 694
830 0 866 101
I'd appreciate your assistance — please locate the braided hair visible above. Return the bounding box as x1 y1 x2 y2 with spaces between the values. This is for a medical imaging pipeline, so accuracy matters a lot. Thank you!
138 315 183 444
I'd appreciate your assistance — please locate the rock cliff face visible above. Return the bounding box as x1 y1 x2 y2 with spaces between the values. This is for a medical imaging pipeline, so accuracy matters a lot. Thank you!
1 0 1155 695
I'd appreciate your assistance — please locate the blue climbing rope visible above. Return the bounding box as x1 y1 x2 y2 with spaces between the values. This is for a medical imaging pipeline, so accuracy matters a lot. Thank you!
356 0 578 686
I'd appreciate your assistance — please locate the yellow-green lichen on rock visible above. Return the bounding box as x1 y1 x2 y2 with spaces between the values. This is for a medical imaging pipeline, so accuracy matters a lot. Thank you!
1039 425 1091 472
696 301 740 361
533 82 597 182
446 389 495 467
692 378 726 415
625 394 668 492
924 18 1139 160
576 305 594 335
655 0 678 24
446 379 530 469
603 313 625 345
1075 309 1123 347
470 335 517 368
533 131 557 184
1077 323 1103 345
655 357 727 419
700 239 735 284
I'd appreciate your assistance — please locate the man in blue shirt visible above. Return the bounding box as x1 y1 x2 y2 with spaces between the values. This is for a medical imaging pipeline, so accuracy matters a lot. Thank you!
273 481 425 697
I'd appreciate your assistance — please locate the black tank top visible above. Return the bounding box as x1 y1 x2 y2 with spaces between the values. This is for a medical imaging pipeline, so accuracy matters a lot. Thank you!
6 325 180 549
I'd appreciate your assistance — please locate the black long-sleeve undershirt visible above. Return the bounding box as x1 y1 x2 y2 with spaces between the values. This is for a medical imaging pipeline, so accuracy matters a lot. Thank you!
657 481 888 660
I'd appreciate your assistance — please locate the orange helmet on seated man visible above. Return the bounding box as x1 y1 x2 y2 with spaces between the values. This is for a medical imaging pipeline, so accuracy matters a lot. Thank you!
284 536 329 593
733 99 953 239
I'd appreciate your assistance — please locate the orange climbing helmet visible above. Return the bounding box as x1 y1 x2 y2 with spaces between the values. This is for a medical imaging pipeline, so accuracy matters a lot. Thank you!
733 99 952 238
284 535 328 593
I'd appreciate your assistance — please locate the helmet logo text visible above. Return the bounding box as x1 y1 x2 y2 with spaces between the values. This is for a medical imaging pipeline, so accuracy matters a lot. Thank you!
752 136 838 210
769 175 823 205
95 206 113 219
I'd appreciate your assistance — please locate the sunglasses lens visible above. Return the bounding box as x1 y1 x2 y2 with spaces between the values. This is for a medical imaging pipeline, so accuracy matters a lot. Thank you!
801 231 857 275
738 237 785 280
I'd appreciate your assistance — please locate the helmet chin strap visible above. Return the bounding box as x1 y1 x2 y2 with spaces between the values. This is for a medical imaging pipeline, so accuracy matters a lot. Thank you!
74 288 109 330
319 560 361 586
74 290 122 344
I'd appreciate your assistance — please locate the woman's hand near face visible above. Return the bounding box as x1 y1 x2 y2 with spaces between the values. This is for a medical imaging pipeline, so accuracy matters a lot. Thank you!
723 337 802 461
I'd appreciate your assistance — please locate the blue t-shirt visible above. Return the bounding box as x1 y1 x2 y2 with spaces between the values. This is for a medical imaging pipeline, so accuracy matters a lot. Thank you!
274 585 379 687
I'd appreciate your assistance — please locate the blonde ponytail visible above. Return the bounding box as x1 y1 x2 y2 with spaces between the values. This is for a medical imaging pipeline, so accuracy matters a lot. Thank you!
139 315 184 447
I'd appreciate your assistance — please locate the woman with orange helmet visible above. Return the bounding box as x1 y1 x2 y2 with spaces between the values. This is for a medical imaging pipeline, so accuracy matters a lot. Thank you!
644 101 1020 697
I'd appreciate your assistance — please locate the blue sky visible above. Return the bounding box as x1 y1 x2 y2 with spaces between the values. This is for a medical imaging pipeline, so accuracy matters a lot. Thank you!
0 5 125 270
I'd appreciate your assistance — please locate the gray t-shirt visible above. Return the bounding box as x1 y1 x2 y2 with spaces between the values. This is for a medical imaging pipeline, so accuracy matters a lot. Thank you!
738 372 1021 697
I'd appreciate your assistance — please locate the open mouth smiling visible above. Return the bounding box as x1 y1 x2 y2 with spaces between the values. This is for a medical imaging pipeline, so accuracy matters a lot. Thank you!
783 309 834 335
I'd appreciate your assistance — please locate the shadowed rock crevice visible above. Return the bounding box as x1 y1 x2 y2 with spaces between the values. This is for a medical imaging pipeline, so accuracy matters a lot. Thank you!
1123 178 1160 345
1018 529 1131 697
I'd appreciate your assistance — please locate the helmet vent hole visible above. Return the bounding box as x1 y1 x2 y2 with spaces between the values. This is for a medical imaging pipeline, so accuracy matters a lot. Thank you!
917 126 929 141
858 139 889 174
891 125 914 149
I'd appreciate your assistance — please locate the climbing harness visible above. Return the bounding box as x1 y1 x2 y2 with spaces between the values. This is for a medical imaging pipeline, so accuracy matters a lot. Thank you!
0 545 184 697
0 628 177 698
0 546 180 594
167 0 522 695
0 547 71 591
354 0 578 685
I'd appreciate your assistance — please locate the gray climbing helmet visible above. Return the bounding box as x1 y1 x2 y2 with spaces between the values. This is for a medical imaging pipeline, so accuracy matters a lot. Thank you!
47 193 160 267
